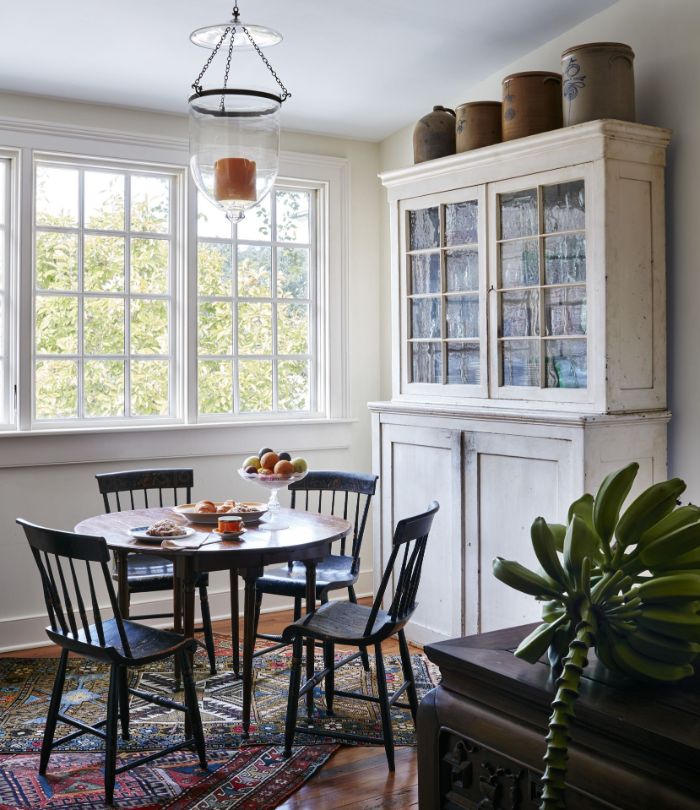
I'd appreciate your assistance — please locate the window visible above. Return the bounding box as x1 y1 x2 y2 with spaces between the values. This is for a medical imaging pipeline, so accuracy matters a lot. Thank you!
197 186 317 417
32 158 179 423
0 157 10 425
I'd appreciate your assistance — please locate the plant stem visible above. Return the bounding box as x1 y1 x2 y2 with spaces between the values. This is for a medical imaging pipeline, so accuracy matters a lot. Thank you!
540 604 595 810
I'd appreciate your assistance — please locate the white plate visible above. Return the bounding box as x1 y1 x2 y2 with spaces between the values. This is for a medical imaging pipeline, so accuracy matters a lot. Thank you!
129 525 195 542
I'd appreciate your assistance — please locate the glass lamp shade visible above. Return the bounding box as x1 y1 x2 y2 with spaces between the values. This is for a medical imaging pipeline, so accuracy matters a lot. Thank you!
189 89 281 223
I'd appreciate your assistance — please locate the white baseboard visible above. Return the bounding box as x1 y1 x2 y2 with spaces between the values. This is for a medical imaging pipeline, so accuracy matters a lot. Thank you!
0 569 375 653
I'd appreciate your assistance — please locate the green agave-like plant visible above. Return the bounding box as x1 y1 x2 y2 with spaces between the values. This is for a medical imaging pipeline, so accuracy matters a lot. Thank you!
493 462 700 810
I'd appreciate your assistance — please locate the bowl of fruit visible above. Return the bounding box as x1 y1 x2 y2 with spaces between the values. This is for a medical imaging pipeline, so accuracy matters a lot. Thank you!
238 448 308 529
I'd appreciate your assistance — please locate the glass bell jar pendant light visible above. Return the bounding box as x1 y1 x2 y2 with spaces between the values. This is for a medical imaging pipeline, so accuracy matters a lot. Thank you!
188 3 291 223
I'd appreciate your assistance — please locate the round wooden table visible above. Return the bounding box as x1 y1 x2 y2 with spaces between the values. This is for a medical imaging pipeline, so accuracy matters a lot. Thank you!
75 506 351 736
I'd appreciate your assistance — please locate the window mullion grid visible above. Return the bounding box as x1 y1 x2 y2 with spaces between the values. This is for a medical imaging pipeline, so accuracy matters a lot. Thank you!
168 174 177 421
308 189 318 413
124 173 132 417
537 185 546 389
77 168 85 419
231 223 240 416
271 193 279 412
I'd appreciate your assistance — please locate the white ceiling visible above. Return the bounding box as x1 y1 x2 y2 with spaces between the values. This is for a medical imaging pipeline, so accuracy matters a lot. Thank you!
0 0 616 140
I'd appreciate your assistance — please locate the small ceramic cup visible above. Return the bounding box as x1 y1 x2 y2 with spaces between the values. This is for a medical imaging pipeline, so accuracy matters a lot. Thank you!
218 515 243 534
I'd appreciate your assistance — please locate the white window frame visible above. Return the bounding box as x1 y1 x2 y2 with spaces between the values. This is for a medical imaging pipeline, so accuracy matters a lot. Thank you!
31 153 185 428
0 118 351 467
0 148 19 429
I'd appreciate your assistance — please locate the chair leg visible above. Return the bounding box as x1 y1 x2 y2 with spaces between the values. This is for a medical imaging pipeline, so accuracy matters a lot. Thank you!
398 629 419 724
199 584 217 676
39 648 69 775
349 587 371 671
253 587 263 642
117 666 130 741
323 641 335 716
293 596 302 622
104 663 120 805
374 641 395 772
230 569 240 677
180 650 207 770
284 635 304 757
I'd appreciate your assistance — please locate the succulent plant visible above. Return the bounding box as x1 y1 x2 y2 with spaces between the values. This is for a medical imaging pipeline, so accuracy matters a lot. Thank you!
493 462 700 809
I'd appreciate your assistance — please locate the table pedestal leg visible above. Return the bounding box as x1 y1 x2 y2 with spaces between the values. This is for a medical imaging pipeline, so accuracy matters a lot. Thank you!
303 561 318 719
230 569 240 677
241 567 263 738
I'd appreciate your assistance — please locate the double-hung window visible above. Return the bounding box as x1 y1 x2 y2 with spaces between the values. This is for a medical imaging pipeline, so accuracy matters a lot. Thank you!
32 157 180 424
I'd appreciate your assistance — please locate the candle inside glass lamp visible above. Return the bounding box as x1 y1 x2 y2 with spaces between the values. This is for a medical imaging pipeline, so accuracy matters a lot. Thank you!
214 158 257 202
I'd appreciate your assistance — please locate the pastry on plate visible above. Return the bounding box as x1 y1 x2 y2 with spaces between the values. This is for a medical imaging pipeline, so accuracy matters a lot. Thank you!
146 519 187 537
194 500 217 513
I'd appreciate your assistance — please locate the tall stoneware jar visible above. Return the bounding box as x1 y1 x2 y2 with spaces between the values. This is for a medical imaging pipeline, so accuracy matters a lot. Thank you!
502 72 563 141
456 101 502 152
562 42 635 126
413 106 456 164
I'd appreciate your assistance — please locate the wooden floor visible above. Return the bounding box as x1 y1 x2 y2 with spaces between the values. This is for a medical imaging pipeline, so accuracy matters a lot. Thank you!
0 599 419 809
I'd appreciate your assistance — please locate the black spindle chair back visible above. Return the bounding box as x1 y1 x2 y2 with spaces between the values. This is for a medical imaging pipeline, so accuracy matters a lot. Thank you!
19 519 131 657
289 471 377 573
96 468 193 513
364 500 438 636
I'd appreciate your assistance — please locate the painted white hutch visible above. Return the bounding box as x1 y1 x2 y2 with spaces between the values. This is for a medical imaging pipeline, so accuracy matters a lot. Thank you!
370 120 672 645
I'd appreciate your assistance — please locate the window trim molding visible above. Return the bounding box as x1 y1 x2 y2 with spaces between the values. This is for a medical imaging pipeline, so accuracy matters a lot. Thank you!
0 113 351 465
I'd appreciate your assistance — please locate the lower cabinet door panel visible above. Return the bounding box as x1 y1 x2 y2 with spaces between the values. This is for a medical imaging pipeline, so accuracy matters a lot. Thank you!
464 431 576 634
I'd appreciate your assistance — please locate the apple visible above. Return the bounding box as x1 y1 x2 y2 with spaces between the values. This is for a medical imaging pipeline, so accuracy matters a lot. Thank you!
258 447 273 460
279 451 292 461
292 457 308 473
243 455 261 470
244 465 258 475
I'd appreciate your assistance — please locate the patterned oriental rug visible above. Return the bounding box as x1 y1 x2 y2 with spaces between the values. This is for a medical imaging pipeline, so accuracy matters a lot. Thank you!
0 635 439 808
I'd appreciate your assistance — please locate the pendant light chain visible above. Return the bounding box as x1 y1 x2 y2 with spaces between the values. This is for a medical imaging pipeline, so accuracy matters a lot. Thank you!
191 25 232 94
242 26 291 101
220 26 237 110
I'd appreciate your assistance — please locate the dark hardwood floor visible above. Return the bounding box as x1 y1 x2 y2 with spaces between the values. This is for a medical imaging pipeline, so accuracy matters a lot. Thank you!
0 597 419 809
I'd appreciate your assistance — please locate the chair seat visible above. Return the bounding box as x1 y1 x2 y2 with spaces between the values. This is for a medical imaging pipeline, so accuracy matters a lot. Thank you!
283 600 392 645
48 618 193 665
119 554 209 592
255 554 356 598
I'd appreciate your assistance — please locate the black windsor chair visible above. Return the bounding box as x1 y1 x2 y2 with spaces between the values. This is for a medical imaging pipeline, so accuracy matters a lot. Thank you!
18 518 207 805
282 500 439 771
95 468 217 675
246 471 377 669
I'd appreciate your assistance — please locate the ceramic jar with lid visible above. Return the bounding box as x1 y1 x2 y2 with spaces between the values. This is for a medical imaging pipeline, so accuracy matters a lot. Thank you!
502 72 563 141
413 106 456 164
455 101 502 152
561 42 635 126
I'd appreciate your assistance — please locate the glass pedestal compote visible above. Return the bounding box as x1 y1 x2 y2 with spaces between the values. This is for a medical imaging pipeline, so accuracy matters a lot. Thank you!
237 468 308 530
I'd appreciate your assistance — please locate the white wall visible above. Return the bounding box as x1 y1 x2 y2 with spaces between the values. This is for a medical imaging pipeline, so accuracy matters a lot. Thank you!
0 92 381 650
378 0 700 500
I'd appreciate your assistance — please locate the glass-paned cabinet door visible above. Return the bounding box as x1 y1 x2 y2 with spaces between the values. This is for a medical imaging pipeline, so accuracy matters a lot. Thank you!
400 187 486 397
489 169 590 402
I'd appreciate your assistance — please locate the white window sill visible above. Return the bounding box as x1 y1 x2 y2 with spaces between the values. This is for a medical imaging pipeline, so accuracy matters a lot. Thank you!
0 417 357 469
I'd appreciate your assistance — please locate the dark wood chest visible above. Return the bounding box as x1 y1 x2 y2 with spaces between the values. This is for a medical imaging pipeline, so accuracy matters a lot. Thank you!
419 625 700 809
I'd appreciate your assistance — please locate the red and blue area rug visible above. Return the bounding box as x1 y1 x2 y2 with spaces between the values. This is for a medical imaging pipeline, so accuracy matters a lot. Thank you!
0 636 438 808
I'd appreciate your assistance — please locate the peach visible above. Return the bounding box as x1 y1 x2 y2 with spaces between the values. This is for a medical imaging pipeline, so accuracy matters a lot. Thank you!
260 451 279 470
274 459 295 475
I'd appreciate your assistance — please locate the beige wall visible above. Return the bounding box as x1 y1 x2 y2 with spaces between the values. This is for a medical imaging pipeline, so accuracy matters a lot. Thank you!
378 0 700 497
0 92 381 649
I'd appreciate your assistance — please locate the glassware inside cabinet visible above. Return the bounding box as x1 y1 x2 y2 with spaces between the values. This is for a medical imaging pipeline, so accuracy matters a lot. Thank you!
499 189 538 239
445 201 478 246
500 290 540 337
411 297 441 339
500 239 539 287
409 207 440 250
410 252 441 294
446 248 479 292
501 339 539 386
545 233 586 284
544 180 585 233
544 286 587 336
411 342 442 383
447 342 480 385
545 339 587 388
446 296 479 338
